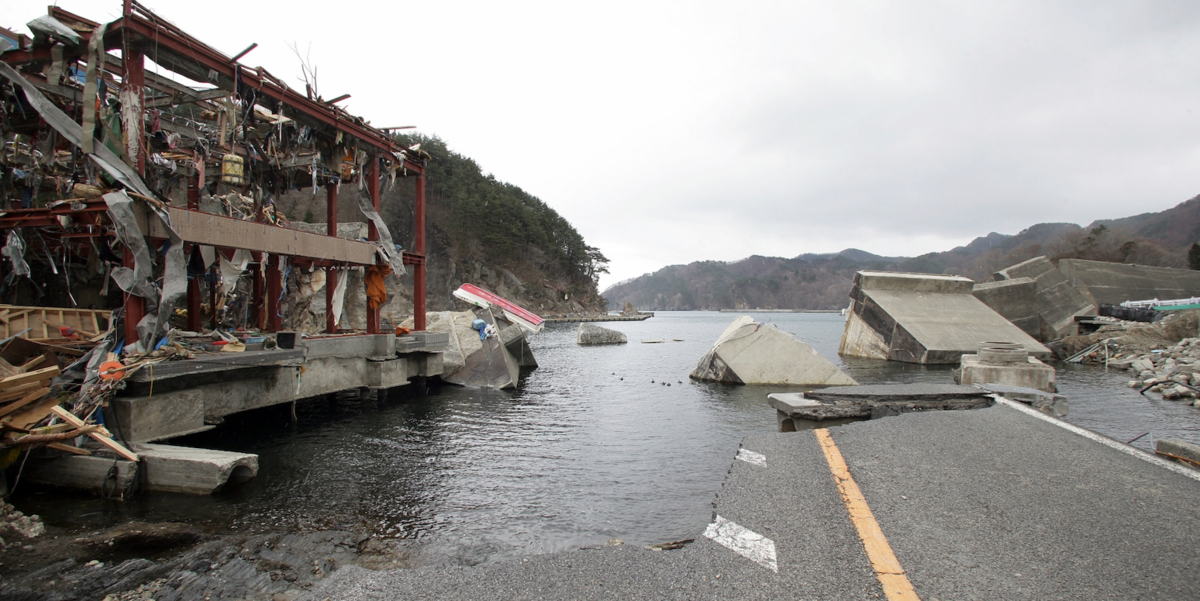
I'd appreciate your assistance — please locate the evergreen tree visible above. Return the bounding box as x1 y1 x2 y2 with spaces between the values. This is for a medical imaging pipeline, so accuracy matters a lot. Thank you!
1188 242 1200 270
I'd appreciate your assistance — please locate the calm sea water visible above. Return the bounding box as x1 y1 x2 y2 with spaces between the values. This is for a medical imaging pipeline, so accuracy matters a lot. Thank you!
15 312 1200 566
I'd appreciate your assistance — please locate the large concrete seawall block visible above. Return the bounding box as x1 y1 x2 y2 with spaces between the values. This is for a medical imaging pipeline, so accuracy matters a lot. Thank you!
972 278 1039 338
1057 259 1200 305
991 256 1096 340
839 271 1050 364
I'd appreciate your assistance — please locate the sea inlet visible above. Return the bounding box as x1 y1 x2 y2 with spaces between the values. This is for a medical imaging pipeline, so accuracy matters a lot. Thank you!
13 311 1200 568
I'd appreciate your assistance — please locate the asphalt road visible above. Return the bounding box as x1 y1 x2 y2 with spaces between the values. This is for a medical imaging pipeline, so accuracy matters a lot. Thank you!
303 402 1200 600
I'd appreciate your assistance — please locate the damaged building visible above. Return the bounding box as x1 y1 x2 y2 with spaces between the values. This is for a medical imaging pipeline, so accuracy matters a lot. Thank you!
0 3 455 494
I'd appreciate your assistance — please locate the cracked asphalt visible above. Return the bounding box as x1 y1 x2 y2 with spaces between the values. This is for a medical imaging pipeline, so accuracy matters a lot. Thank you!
303 403 1200 600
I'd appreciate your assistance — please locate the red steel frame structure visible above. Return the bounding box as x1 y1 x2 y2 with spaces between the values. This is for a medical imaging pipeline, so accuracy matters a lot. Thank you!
2 1 429 344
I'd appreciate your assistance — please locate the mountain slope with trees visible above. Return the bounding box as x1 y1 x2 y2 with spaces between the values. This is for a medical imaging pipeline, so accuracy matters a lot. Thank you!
605 194 1200 311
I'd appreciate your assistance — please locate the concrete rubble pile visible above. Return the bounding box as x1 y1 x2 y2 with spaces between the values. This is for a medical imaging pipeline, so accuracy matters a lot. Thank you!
1122 338 1200 407
691 316 857 386
577 323 627 345
0 500 44 548
839 271 1050 364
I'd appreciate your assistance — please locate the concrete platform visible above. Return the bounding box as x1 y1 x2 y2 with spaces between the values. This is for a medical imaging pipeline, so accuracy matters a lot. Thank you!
301 400 1200 600
108 334 445 442
839 271 1050 364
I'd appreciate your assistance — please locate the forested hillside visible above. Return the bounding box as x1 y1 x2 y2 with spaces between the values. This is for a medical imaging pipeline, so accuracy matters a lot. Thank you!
605 194 1200 311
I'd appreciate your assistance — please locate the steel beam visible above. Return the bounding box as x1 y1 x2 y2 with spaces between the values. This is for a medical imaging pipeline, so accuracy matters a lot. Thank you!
366 156 380 334
414 173 426 332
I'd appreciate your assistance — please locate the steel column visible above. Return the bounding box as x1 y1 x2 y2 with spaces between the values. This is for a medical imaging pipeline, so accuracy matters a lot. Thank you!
267 254 282 332
121 249 143 347
186 170 202 332
326 182 338 334
414 172 426 332
366 157 380 334
120 35 146 173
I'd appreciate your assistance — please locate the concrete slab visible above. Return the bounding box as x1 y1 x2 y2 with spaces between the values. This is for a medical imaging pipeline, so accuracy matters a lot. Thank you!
991 256 1096 340
839 271 1050 364
691 316 857 386
132 443 257 494
1156 438 1200 467
1058 258 1200 305
124 349 305 383
26 455 138 495
973 383 1068 417
770 384 994 425
972 277 1039 337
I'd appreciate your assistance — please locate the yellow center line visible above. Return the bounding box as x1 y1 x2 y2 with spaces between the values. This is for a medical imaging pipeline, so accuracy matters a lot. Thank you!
815 428 921 601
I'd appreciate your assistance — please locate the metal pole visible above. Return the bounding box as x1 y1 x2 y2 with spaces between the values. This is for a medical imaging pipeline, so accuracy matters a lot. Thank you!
366 157 381 334
414 172 426 331
326 181 338 334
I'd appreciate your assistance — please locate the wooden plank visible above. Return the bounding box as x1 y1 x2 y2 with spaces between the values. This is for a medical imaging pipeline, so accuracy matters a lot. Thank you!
133 205 379 265
50 406 139 462
0 382 50 405
47 442 92 455
0 366 61 389
5 396 61 430
0 387 49 418
18 354 49 372
42 318 97 339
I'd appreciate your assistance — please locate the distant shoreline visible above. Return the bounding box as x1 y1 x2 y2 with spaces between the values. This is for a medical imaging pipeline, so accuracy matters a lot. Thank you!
717 309 841 313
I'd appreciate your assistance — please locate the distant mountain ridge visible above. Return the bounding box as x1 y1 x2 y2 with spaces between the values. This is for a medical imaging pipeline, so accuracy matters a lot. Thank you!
604 195 1200 311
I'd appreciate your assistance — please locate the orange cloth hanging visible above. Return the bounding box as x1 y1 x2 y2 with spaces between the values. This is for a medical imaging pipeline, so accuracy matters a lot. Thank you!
366 263 392 310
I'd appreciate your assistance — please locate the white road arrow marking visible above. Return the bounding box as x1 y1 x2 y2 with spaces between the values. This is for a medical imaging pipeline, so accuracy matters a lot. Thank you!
736 448 767 467
703 515 778 572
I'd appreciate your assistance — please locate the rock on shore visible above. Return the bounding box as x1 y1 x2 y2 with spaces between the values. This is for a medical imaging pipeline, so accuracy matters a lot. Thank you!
1122 338 1200 405
0 501 44 548
0 524 414 601
1057 309 1200 408
577 323 627 345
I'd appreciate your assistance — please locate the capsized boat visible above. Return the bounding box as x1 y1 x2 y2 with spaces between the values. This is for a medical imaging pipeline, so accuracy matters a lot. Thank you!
452 283 544 335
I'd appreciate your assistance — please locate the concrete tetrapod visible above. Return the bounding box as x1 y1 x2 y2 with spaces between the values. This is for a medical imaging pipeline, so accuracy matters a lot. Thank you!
690 316 857 386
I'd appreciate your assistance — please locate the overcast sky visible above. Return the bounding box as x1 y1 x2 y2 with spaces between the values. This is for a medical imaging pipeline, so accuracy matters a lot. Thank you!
7 1 1200 290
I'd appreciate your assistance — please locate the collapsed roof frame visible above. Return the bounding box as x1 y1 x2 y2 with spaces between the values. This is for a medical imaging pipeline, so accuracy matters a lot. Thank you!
0 1 430 347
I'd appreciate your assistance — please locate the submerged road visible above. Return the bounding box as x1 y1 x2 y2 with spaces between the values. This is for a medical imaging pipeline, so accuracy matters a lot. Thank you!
303 399 1200 600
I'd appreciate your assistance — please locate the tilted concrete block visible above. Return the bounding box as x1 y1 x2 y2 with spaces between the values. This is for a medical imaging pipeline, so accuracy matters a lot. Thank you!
692 316 857 386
